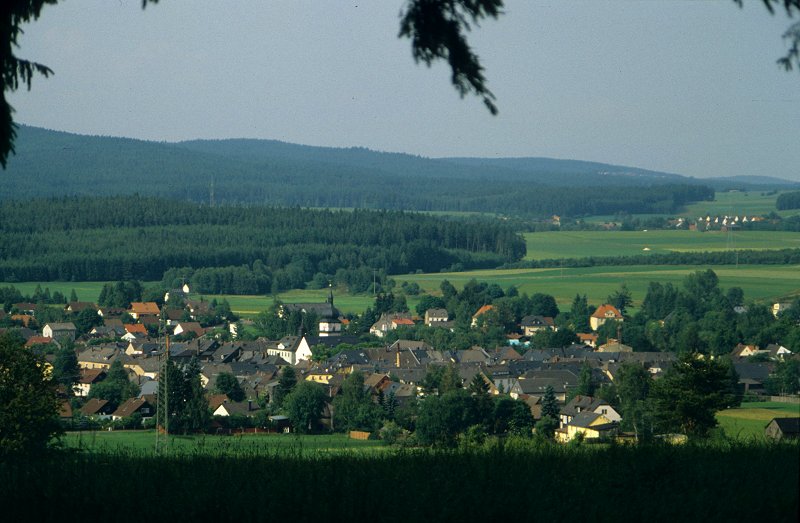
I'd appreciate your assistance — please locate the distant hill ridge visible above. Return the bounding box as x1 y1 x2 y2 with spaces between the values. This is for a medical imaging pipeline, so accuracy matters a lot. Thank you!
0 125 773 215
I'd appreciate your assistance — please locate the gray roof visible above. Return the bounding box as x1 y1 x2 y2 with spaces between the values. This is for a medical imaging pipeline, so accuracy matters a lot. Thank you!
561 395 608 417
768 417 800 434
45 322 77 331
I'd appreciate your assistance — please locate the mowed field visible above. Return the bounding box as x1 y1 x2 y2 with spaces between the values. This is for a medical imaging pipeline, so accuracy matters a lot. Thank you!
523 230 800 260
393 264 800 310
717 401 800 441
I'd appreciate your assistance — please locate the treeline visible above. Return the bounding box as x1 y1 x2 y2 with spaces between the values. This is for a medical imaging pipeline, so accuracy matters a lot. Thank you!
0 196 525 292
503 248 800 270
776 191 800 210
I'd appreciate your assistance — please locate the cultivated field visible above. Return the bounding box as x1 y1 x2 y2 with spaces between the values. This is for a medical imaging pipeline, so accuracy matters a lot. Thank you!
523 230 800 260
6 439 798 522
716 401 800 441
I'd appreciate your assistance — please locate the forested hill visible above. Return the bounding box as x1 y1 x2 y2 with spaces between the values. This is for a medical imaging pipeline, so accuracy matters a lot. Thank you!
0 196 525 291
2 125 715 216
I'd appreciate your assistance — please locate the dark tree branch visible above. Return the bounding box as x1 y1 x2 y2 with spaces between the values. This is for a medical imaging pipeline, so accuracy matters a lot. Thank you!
399 0 503 115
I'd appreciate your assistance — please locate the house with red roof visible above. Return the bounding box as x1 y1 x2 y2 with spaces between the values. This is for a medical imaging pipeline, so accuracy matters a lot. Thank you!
471 304 494 328
590 304 623 331
128 302 160 319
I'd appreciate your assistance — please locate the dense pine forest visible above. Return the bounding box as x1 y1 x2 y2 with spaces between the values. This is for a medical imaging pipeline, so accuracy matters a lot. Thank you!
0 196 525 291
2 126 715 216
776 190 800 210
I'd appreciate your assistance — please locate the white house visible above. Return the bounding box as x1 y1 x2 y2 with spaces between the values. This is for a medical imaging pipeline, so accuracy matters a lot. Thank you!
43 322 77 341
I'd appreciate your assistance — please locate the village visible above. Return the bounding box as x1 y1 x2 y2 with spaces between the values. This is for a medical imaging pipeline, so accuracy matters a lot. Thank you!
4 279 798 444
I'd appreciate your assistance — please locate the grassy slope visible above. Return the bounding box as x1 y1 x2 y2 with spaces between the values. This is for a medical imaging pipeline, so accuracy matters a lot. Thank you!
523 230 800 260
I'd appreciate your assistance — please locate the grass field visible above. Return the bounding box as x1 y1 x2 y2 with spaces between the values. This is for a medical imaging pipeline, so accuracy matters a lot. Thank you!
684 190 798 218
217 289 384 317
7 262 799 318
3 281 383 318
523 230 800 260
6 281 128 303
394 264 800 309
716 401 800 441
64 430 386 456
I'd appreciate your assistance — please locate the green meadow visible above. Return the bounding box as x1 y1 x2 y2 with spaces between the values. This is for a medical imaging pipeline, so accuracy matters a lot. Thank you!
683 190 797 218
523 230 800 260
716 401 800 441
7 281 125 303
217 289 381 317
394 264 800 309
3 281 382 318
6 263 799 318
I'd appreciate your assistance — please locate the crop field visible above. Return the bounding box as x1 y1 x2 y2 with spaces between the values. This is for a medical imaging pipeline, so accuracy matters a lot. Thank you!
3 440 798 522
523 230 800 260
394 264 800 309
63 430 386 456
716 401 800 441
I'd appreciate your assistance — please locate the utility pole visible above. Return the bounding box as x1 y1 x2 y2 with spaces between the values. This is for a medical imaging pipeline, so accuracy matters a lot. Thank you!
155 307 170 453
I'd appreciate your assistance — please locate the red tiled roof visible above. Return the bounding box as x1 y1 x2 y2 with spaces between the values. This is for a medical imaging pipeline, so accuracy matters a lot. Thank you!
473 305 494 318
591 304 622 319
129 302 160 315
25 336 53 347
124 324 148 334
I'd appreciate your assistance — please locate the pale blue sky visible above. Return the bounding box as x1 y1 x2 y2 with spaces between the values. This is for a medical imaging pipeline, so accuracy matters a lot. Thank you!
9 0 800 180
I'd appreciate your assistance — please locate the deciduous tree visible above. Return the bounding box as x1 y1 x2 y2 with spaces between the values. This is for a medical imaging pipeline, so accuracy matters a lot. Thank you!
0 332 61 456
214 371 245 402
332 372 382 433
284 381 327 434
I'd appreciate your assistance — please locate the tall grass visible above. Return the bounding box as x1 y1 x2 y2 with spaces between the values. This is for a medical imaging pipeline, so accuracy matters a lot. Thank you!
1 440 797 522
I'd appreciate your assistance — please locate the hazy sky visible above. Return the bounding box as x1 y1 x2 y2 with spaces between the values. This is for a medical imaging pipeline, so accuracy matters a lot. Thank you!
9 0 800 180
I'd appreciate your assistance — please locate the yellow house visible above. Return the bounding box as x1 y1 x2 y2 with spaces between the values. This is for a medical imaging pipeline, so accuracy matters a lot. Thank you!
557 412 618 443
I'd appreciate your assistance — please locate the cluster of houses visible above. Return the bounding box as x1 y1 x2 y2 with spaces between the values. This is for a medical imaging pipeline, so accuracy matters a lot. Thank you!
370 303 625 352
4 287 798 441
